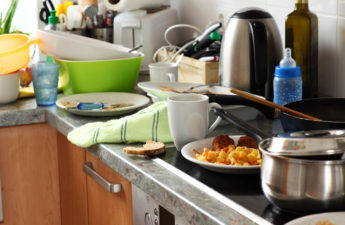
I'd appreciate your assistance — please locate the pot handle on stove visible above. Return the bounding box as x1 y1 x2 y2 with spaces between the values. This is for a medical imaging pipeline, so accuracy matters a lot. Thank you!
207 94 275 119
214 108 270 144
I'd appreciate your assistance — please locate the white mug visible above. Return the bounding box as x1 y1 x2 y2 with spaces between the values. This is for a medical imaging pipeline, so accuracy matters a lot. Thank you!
149 62 177 82
167 94 222 151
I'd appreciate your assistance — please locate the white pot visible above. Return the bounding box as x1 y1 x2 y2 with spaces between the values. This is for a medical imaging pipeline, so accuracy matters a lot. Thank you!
0 71 19 104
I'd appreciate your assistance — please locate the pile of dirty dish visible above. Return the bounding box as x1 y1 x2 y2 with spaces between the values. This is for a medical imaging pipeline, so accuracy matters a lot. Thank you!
0 29 144 104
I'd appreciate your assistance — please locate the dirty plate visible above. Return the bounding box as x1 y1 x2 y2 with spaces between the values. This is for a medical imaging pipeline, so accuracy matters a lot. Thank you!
285 212 345 225
56 92 150 117
137 81 234 102
181 135 261 174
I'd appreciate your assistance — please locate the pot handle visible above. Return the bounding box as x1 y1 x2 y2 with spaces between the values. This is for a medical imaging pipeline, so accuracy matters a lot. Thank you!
214 108 269 144
207 94 275 119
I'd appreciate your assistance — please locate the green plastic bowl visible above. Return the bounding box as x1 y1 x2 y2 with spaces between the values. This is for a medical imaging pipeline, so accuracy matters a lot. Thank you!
56 54 143 95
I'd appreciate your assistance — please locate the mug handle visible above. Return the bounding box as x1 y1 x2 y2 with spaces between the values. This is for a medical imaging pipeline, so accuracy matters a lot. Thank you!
208 102 222 134
166 73 177 82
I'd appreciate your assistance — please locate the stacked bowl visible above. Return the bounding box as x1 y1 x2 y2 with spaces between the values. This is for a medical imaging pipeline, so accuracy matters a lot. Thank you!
36 29 144 95
0 34 38 104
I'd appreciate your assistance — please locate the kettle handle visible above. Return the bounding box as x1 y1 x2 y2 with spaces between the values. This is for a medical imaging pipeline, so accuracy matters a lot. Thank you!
249 21 268 95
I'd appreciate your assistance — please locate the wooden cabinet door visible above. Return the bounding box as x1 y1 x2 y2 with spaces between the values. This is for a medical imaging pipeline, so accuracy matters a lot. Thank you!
0 123 61 225
57 132 88 225
85 152 133 225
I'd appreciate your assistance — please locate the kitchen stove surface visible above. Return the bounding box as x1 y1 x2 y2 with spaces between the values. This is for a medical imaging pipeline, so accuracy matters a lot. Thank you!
155 113 343 225
159 148 319 225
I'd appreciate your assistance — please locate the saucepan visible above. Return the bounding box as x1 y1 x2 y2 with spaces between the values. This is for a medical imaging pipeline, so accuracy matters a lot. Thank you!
215 109 345 213
210 93 345 132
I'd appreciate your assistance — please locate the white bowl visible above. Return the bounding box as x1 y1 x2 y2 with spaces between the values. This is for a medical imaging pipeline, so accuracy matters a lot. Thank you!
36 29 138 61
0 71 19 104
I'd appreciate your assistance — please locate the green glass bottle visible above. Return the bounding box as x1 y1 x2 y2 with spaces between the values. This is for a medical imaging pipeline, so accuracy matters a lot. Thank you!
285 0 318 98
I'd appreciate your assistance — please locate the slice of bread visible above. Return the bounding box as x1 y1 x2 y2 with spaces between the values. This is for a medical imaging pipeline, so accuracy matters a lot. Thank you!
123 140 166 156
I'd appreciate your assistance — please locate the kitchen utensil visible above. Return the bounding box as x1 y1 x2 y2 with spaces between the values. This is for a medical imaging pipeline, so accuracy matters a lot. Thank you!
281 98 345 132
36 29 136 61
168 94 222 151
181 135 260 174
0 71 19 104
229 87 321 121
56 92 150 117
56 54 143 95
0 34 39 74
220 7 283 100
260 142 345 213
30 62 60 106
39 0 55 24
214 108 345 212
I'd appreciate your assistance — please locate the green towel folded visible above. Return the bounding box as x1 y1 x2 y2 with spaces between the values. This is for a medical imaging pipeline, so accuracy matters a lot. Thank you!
67 101 172 148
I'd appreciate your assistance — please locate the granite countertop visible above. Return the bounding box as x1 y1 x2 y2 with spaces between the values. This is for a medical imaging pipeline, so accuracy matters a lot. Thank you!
0 95 280 225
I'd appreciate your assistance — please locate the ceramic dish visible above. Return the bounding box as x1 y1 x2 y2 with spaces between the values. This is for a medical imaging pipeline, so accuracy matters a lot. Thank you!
181 135 261 174
36 29 138 61
285 212 345 225
137 81 234 102
56 92 150 117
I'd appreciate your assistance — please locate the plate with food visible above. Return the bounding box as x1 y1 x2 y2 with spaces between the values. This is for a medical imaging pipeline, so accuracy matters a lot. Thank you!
56 92 150 117
137 81 234 102
285 212 345 225
181 135 261 174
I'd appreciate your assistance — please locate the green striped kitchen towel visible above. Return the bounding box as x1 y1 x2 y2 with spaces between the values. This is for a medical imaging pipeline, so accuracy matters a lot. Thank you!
67 101 172 148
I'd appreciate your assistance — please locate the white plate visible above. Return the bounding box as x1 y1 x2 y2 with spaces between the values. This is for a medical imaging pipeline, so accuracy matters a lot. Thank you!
285 212 345 225
137 81 235 102
36 29 141 61
56 92 150 117
181 135 261 174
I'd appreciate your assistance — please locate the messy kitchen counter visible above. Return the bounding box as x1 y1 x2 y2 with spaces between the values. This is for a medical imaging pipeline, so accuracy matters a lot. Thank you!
0 87 312 225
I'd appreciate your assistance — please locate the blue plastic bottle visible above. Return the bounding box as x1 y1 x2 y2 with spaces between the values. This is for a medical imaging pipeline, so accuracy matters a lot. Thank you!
273 48 302 105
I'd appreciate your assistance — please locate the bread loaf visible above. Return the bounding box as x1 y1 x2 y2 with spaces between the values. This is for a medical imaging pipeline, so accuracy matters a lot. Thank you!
123 140 165 156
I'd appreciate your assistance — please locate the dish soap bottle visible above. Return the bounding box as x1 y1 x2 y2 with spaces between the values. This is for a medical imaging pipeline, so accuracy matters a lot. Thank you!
273 48 302 105
285 0 318 98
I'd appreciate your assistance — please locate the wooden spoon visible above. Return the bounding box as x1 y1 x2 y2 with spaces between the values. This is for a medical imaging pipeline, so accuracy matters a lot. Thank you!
229 88 322 121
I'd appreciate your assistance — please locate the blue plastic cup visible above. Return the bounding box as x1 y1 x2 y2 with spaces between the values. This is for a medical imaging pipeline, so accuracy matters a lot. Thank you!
30 62 60 106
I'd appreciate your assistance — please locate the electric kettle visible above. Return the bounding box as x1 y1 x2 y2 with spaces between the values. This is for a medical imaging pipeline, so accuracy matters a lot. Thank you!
219 7 283 100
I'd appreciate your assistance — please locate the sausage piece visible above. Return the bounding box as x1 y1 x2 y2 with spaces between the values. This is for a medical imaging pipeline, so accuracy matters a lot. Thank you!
212 135 235 150
237 136 257 148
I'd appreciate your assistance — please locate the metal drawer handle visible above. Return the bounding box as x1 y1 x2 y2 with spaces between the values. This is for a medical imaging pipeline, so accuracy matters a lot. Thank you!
83 162 122 193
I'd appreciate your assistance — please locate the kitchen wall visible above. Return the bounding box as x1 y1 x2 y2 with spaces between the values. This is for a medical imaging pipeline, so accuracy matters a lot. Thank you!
170 0 344 98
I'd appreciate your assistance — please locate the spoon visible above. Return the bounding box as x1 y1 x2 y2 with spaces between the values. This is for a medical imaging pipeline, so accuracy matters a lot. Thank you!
229 88 322 121
171 53 184 66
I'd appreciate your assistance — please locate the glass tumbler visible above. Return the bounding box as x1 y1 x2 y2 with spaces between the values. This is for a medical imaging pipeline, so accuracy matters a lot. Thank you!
30 62 60 106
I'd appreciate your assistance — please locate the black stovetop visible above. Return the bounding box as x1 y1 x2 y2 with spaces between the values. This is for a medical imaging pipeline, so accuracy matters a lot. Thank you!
158 114 312 225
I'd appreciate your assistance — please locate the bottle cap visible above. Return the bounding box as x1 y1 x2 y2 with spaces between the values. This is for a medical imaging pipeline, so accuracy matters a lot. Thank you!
48 10 59 24
210 32 222 41
274 66 301 78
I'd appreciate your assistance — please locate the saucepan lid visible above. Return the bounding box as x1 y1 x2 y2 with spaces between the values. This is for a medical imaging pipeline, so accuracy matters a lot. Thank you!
264 129 345 156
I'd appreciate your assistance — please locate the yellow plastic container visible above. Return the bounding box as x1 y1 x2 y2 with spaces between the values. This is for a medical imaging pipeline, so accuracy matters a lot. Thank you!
0 34 39 75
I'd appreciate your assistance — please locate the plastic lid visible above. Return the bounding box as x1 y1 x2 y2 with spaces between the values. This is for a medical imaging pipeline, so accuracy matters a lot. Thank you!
274 66 301 78
48 10 59 24
280 48 296 67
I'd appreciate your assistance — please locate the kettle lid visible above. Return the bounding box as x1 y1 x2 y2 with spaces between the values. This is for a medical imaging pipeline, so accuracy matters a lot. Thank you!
232 7 272 19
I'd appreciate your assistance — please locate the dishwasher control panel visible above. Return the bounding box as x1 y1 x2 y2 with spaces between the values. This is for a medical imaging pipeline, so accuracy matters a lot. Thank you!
132 184 188 225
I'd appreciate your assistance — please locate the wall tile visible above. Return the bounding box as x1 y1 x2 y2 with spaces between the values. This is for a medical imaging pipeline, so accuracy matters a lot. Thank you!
318 15 337 97
311 0 337 15
170 0 342 97
336 18 345 97
266 6 292 46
